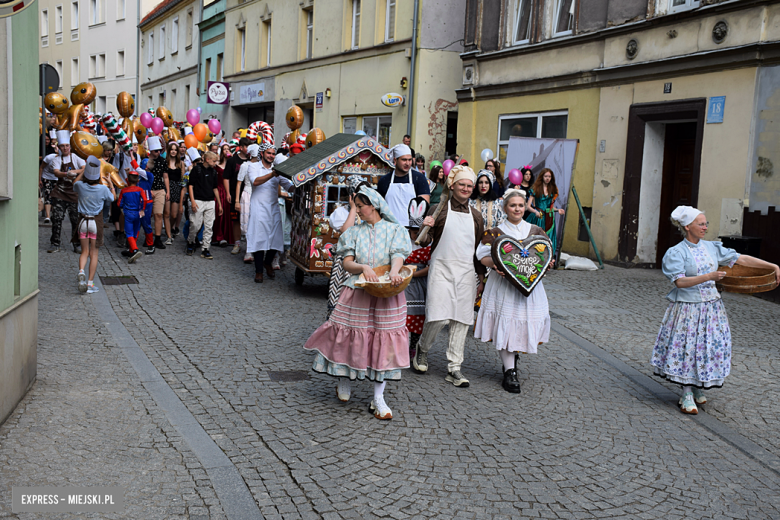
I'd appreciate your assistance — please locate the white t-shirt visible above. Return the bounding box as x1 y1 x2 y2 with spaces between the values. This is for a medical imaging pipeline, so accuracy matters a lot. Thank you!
41 153 59 181
50 153 86 172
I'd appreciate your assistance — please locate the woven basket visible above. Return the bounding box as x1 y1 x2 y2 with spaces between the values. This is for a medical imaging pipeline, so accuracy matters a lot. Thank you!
354 265 417 298
716 264 778 294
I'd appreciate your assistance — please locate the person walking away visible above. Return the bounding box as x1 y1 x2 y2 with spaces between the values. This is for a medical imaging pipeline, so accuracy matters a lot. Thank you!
118 170 150 264
49 130 86 253
186 151 222 259
137 167 157 254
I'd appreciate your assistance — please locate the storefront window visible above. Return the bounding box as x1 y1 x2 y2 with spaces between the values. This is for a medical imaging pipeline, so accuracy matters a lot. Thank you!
362 115 392 147
343 117 357 134
497 111 568 162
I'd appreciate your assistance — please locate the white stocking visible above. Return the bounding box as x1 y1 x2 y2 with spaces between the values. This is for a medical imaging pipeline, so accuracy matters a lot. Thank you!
682 385 692 395
337 378 351 394
374 381 386 401
500 350 515 371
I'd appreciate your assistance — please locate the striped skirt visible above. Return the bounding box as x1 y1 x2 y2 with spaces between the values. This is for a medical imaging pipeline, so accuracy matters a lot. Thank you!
304 287 410 381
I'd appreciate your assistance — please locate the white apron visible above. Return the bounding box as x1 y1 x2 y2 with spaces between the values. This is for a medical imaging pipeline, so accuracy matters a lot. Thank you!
426 200 477 325
385 171 416 227
246 164 293 253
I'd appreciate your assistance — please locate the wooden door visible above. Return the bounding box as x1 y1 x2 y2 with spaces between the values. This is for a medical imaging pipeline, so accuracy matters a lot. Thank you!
656 122 698 265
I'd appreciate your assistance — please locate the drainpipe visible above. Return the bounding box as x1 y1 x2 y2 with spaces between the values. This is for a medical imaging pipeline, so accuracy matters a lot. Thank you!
406 0 419 139
196 0 204 106
135 0 140 110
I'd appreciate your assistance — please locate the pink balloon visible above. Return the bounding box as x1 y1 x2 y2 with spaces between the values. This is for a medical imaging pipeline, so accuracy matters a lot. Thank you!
208 119 221 135
150 117 164 135
186 109 200 126
139 112 153 129
507 168 523 186
442 160 455 177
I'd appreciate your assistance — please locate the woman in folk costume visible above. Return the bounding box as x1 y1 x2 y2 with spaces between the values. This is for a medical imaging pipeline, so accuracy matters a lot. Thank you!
470 169 505 229
325 175 363 318
304 186 412 420
475 189 551 393
651 206 780 415
404 197 431 359
525 168 565 255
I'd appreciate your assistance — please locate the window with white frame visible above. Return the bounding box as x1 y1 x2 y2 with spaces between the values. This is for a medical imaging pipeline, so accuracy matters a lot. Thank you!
41 10 49 37
159 92 165 107
170 88 176 111
384 0 395 42
148 32 154 64
204 57 211 90
97 96 106 113
71 58 79 85
513 0 533 44
185 85 190 112
553 0 573 36
669 0 700 13
263 20 271 67
351 0 360 49
89 0 101 25
148 95 153 111
117 0 125 20
71 2 78 29
116 50 125 76
55 60 63 87
496 111 568 163
343 117 357 134
217 53 223 81
238 27 245 71
89 54 97 78
305 8 313 59
55 5 63 33
362 115 392 147
186 8 193 47
159 24 166 59
171 17 178 53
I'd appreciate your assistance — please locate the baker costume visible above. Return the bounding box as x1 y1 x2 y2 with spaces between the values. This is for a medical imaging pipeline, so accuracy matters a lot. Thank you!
49 130 86 252
413 166 485 388
378 144 430 227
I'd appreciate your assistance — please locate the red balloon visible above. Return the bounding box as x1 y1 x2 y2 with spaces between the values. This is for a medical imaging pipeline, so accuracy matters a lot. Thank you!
507 168 523 185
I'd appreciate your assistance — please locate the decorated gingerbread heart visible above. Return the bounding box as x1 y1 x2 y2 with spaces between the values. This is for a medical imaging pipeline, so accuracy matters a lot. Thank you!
491 234 553 296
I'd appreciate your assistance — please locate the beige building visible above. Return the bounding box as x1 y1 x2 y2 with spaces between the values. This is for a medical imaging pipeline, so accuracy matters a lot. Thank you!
38 0 82 92
222 0 465 162
458 0 780 264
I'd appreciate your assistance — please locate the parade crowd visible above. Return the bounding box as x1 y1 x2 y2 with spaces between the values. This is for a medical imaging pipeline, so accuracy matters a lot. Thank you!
40 130 780 421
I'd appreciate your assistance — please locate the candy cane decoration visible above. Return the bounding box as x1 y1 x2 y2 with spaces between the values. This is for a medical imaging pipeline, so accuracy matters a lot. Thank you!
102 113 132 152
80 105 97 131
246 121 274 145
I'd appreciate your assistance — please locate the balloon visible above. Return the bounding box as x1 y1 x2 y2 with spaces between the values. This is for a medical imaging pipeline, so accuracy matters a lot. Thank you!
430 160 442 169
140 112 153 128
193 123 209 142
184 134 199 149
196 107 202 113
355 130 366 136
207 119 221 135
286 105 304 130
480 148 494 163
442 159 455 177
507 168 523 186
150 117 164 135
186 109 200 126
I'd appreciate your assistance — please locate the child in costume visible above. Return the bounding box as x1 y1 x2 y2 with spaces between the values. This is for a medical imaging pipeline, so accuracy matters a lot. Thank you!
137 168 156 254
118 171 150 264
474 189 551 394
404 197 431 358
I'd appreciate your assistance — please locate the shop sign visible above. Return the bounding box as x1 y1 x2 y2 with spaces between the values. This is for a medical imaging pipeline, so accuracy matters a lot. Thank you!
707 96 725 124
207 81 229 105
239 82 265 104
380 93 405 108
315 92 323 112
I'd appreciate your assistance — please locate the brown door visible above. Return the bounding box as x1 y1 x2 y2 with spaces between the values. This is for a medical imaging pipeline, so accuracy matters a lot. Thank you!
656 122 698 265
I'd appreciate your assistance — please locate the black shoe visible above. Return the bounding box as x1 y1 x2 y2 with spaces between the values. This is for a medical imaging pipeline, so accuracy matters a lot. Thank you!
145 246 156 255
502 368 521 393
154 237 167 249
186 245 194 256
201 249 213 259
128 250 143 264
172 227 179 238
121 249 132 257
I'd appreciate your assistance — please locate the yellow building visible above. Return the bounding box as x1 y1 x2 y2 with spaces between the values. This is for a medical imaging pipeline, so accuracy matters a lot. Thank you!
222 0 466 163
458 0 780 264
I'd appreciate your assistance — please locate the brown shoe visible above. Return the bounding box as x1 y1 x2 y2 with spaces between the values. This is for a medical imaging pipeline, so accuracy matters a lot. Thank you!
254 273 263 283
265 264 275 279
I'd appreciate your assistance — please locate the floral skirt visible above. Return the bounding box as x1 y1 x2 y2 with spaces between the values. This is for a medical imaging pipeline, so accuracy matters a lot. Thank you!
650 299 731 388
305 287 410 382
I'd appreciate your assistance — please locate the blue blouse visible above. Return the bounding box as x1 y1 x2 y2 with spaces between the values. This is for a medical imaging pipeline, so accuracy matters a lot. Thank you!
661 239 740 303
336 219 412 289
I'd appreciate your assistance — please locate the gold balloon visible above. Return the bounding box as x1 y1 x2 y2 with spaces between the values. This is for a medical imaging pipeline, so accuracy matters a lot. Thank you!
116 92 135 118
44 93 69 114
156 107 174 127
137 143 148 159
306 128 326 149
100 159 127 189
286 129 300 146
70 131 102 160
71 82 96 106
286 105 303 130
133 119 147 143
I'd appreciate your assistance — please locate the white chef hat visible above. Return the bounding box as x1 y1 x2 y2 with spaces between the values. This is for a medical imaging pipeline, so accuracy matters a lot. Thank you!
392 144 412 160
48 129 57 139
56 130 71 145
183 126 193 136
186 147 201 162
147 136 163 151
671 206 703 227
97 135 108 144
247 144 260 158
84 156 101 181
273 153 288 166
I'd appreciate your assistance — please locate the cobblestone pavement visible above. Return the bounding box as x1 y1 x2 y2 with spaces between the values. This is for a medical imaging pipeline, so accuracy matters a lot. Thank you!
1 222 780 519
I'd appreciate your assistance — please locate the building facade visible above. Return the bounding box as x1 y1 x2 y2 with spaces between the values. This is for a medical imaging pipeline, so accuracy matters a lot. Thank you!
139 0 201 118
459 0 780 264
1 5 41 424
198 0 229 124
38 0 82 92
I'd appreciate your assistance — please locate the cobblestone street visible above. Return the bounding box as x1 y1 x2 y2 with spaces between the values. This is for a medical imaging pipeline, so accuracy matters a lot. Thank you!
2 222 780 519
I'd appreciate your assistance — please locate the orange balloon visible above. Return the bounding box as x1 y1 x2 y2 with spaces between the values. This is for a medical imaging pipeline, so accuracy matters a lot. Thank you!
184 134 199 149
193 123 209 142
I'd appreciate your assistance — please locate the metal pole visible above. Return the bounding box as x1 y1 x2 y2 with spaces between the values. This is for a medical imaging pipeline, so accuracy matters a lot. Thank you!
406 0 419 139
135 0 140 112
571 185 604 269
40 64 47 161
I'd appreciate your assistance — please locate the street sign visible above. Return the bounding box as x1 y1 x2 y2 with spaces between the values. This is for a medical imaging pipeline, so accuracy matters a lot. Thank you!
707 96 726 124
207 81 229 105
0 0 32 18
315 92 323 109
40 64 59 95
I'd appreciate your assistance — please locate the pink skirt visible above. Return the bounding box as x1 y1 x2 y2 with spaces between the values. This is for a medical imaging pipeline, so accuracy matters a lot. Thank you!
304 287 410 381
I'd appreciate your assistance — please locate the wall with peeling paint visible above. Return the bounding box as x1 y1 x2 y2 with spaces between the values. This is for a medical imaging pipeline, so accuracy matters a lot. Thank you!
748 65 780 215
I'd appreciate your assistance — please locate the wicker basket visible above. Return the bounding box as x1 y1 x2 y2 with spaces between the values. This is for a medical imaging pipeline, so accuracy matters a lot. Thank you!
354 265 417 298
716 264 778 294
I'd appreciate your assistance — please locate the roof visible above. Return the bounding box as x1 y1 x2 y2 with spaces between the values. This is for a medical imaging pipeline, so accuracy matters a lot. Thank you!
275 134 394 187
140 0 188 28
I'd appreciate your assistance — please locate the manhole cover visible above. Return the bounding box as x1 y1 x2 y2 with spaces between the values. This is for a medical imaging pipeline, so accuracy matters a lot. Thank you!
268 370 310 382
99 276 139 285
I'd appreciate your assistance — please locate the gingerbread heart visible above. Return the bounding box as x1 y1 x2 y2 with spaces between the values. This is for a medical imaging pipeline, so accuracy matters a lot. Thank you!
490 234 553 296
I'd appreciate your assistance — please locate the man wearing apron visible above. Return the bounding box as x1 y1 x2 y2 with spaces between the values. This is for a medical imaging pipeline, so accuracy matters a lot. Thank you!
48 130 86 253
412 166 485 387
377 144 430 227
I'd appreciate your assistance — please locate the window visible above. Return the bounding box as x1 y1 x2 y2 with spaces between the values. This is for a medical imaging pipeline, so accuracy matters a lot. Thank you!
384 0 395 42
148 32 154 64
170 89 176 111
171 17 178 53
55 5 63 33
116 50 125 76
351 0 360 49
216 53 223 81
186 8 193 47
553 0 573 36
89 54 97 77
55 60 63 87
185 85 190 112
99 53 105 77
262 20 271 67
159 92 165 108
669 0 700 13
71 2 78 29
362 115 392 147
159 24 165 59
204 57 211 90
513 0 532 44
148 95 153 111
496 111 568 163
305 9 313 59
343 117 357 134
97 96 106 113
71 58 79 86
238 28 245 71
89 0 103 25
41 10 49 37
117 0 125 20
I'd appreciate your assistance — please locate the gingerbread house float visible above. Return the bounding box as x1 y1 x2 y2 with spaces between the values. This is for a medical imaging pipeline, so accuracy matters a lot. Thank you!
274 133 394 286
